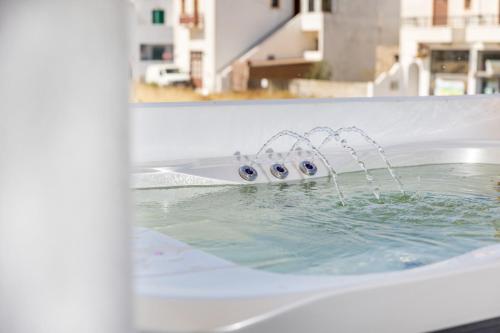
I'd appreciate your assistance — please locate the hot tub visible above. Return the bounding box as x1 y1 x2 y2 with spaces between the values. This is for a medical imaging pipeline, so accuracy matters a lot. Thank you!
131 95 500 333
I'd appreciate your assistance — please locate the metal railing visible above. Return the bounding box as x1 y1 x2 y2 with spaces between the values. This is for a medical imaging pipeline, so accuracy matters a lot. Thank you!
179 13 203 27
402 15 500 28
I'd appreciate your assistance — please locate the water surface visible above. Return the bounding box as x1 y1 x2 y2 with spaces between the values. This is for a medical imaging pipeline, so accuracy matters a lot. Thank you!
135 164 500 275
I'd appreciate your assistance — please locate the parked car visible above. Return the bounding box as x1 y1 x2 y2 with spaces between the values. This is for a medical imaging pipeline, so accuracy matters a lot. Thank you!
145 64 191 87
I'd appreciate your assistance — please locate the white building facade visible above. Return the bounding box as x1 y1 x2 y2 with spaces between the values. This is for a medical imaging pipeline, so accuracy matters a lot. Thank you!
173 0 296 93
129 0 174 80
173 0 400 94
400 0 500 95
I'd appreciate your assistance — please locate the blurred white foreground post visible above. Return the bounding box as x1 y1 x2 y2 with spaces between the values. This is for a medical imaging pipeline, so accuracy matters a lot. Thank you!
0 1 131 332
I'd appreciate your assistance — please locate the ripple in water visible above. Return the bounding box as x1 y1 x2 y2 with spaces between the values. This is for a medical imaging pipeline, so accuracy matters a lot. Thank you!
134 164 500 275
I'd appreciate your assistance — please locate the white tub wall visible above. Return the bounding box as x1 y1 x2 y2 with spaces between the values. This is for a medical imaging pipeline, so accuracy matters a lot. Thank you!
131 95 500 164
0 1 132 333
134 227 500 333
229 261 500 333
139 262 500 333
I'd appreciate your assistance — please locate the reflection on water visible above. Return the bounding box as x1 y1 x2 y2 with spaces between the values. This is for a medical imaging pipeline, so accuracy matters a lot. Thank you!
135 164 500 275
497 180 500 200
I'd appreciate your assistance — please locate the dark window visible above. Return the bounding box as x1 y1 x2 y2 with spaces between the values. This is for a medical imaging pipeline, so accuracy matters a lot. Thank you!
140 44 174 61
308 0 315 12
294 0 301 15
464 0 471 9
322 0 332 12
479 51 500 70
152 9 165 24
190 51 203 88
430 50 469 74
390 80 399 90
160 68 180 75
271 0 280 8
481 79 500 94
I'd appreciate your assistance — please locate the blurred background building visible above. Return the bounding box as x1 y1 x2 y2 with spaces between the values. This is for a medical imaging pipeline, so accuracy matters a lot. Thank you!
129 0 174 80
130 0 500 101
400 0 500 96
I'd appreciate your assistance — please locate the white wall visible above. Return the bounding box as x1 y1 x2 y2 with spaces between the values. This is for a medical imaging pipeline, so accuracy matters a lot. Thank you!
289 79 373 98
173 0 192 74
466 26 500 43
203 0 216 94
401 0 433 18
131 95 500 163
373 63 405 96
211 0 295 92
322 0 400 82
377 0 401 45
214 0 295 72
130 0 174 80
244 15 317 62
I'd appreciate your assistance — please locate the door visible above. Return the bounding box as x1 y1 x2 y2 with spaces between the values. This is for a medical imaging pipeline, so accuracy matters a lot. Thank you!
433 0 448 26
190 51 203 88
294 0 301 15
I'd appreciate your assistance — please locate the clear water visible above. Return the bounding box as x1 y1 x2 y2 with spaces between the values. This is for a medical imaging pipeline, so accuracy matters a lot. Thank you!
134 164 500 275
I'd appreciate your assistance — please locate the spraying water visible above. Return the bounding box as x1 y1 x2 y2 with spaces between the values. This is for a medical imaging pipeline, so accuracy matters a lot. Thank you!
316 126 404 194
251 127 405 205
252 130 346 205
298 127 381 200
284 126 404 195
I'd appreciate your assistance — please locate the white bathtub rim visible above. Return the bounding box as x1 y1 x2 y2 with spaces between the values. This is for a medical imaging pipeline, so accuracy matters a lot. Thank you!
132 140 500 189
135 228 500 300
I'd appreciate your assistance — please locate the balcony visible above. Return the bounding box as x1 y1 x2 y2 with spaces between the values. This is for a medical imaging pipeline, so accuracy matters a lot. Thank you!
402 15 500 44
301 12 323 32
402 15 500 28
303 50 322 62
179 14 203 28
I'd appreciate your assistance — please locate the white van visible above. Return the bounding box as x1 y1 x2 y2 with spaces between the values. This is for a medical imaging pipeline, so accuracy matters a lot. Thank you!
145 64 191 87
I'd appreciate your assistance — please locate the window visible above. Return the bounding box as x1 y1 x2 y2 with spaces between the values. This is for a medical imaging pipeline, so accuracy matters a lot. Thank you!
166 68 180 74
160 68 180 75
271 0 280 8
322 0 332 12
181 0 185 14
432 0 448 26
152 9 165 25
464 0 471 9
140 44 173 61
190 51 203 88
308 0 315 12
430 50 469 74
479 51 500 71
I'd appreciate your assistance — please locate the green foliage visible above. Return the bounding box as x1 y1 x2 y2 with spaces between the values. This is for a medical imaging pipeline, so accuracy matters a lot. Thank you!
305 61 332 81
